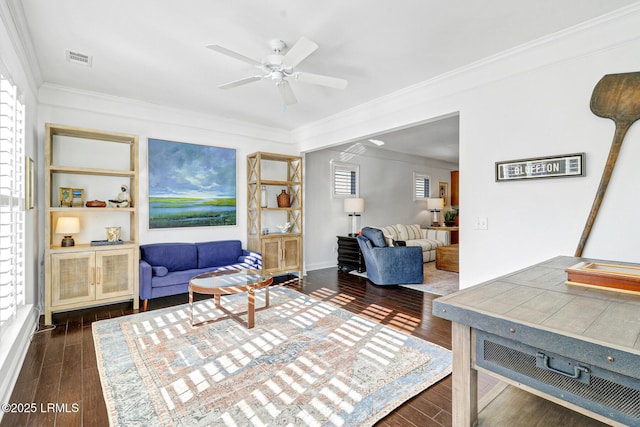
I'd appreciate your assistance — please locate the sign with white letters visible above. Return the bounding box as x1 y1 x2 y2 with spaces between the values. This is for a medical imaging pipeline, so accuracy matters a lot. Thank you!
496 153 585 181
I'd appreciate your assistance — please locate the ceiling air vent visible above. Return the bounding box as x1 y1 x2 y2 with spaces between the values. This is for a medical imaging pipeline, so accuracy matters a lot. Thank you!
66 50 92 67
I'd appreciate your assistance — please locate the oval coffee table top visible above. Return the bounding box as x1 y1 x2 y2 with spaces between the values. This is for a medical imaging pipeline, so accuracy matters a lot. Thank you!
189 269 273 294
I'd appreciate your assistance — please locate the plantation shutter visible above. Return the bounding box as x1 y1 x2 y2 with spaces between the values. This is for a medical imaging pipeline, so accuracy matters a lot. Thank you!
332 162 359 197
0 71 26 331
414 173 431 200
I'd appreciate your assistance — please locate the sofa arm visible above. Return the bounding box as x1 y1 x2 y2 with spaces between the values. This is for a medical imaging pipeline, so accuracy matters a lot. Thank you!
139 260 153 300
239 250 262 270
423 229 450 245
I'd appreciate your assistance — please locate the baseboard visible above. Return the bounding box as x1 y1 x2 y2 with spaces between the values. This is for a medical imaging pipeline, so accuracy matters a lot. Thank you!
304 260 337 271
0 305 38 422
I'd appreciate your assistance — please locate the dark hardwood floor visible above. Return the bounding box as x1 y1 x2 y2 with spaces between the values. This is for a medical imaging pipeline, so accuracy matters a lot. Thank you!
1 267 496 427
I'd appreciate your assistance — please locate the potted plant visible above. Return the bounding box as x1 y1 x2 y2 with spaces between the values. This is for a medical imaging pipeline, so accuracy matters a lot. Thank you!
444 210 457 227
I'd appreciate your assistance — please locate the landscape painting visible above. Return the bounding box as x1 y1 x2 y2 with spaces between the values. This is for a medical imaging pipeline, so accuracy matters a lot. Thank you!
148 138 236 228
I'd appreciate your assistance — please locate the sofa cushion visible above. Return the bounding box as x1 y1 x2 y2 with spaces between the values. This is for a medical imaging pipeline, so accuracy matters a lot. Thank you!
151 266 168 277
406 239 441 251
140 243 198 272
395 224 421 240
362 227 387 247
196 240 243 268
378 225 402 241
150 267 216 288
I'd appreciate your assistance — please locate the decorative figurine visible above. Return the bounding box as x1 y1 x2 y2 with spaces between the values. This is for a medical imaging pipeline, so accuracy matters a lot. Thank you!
108 184 131 208
277 222 292 233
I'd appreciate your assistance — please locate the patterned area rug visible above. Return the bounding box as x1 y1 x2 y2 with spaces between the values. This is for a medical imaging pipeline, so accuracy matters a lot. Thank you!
93 286 452 426
350 262 459 295
400 262 459 295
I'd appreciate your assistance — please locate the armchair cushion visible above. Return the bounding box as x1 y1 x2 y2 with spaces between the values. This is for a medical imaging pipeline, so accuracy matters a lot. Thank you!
361 227 387 247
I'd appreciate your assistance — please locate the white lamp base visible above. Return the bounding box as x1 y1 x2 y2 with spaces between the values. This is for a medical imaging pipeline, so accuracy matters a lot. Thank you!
431 210 440 227
348 213 361 236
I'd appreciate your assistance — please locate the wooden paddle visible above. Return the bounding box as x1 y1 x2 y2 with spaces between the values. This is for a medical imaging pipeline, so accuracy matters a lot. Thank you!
575 71 640 257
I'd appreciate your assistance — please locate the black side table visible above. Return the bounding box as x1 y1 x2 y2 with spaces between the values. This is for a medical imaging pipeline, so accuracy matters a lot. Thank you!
337 235 366 273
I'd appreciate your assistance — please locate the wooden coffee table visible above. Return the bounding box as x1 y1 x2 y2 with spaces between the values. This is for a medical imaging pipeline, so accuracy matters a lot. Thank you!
189 269 273 328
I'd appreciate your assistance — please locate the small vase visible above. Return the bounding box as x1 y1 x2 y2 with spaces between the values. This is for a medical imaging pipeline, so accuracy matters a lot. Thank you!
106 226 121 242
277 189 290 208
260 185 268 208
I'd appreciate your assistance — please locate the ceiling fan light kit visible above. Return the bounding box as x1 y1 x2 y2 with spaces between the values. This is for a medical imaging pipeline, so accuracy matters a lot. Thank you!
207 37 347 106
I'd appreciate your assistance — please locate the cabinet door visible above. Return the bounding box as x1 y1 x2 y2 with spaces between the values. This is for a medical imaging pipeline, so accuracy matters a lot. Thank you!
451 170 459 207
282 237 301 271
261 238 282 274
95 248 135 300
51 252 96 306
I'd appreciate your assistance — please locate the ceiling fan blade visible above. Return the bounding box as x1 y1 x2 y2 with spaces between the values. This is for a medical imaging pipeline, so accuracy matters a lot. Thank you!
294 72 348 89
283 37 318 68
218 76 263 89
206 44 261 66
277 81 298 105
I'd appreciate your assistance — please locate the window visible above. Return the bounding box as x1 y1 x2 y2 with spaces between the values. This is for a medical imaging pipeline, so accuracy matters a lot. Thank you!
414 172 431 200
0 71 25 332
331 161 359 198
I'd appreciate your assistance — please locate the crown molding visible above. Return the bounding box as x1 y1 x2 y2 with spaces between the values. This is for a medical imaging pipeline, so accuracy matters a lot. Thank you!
292 2 640 152
39 83 293 145
0 0 42 91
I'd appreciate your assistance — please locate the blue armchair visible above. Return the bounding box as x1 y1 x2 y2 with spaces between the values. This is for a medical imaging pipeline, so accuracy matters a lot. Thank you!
356 227 424 285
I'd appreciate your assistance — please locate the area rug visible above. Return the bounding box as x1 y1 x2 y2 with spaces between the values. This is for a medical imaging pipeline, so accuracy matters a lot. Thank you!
350 262 459 295
93 286 452 426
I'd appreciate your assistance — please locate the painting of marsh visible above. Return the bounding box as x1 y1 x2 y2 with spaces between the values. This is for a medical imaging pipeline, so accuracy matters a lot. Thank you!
148 138 236 228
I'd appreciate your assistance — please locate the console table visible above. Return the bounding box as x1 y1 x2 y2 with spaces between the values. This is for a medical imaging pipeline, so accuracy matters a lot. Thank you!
433 256 640 427
336 235 366 272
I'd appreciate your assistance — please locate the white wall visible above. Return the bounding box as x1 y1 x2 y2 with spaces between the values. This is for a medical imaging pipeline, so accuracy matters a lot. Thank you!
37 85 298 249
294 6 640 288
305 144 456 270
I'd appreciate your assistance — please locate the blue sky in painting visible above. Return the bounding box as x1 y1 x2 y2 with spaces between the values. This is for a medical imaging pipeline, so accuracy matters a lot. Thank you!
148 138 236 198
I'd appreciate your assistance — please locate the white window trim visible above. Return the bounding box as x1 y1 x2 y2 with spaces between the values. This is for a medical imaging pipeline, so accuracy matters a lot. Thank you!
413 172 431 201
0 70 26 334
331 161 359 199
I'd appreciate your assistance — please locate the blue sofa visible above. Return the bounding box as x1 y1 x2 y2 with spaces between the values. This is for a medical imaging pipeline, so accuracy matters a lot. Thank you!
139 240 262 310
356 227 424 285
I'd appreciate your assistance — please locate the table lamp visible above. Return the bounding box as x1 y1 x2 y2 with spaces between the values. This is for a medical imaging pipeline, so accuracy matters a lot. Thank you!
56 217 80 247
344 198 365 236
426 198 444 227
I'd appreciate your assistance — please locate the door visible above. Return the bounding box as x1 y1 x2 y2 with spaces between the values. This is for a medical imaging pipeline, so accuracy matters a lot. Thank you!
95 248 135 300
51 252 95 306
281 236 301 272
261 238 282 274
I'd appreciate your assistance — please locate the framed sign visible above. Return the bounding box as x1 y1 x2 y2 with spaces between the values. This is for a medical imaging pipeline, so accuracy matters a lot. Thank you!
25 156 34 210
438 182 448 205
496 153 585 182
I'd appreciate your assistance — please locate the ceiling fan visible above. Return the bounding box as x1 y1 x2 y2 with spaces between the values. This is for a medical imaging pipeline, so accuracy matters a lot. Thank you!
206 37 348 106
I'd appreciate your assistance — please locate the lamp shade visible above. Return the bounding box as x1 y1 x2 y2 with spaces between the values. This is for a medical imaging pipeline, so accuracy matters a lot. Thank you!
55 217 80 234
344 198 365 214
426 198 444 211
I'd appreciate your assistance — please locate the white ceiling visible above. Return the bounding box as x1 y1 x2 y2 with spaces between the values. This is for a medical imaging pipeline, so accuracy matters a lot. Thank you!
17 0 638 162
